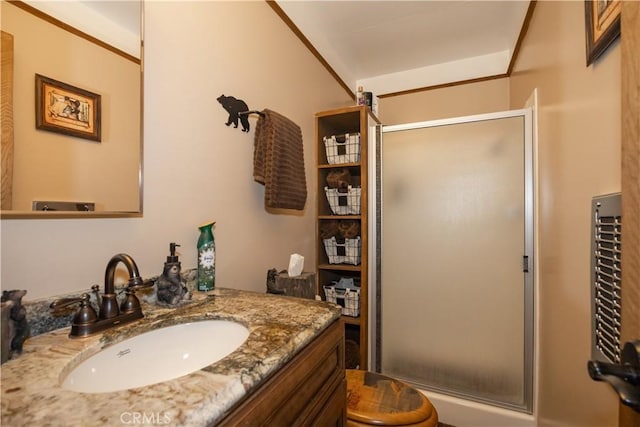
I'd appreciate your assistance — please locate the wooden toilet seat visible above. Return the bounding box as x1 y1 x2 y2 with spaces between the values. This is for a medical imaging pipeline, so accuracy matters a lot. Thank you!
346 370 438 427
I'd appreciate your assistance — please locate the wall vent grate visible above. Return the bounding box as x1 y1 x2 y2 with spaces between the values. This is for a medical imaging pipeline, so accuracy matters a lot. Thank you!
591 193 622 364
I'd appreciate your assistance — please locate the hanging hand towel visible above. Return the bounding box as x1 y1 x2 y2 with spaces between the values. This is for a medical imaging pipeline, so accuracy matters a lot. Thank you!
253 109 307 210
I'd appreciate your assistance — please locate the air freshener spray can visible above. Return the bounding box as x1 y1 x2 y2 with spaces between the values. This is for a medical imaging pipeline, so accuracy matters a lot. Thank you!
197 221 215 291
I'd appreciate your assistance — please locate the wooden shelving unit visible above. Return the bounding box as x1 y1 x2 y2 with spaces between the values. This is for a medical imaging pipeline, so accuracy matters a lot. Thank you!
315 105 379 370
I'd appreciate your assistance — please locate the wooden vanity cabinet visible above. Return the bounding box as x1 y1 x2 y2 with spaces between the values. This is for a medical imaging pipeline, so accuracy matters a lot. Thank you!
218 319 346 426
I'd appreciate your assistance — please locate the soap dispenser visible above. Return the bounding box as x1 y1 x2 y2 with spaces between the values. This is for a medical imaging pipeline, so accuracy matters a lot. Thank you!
156 243 190 306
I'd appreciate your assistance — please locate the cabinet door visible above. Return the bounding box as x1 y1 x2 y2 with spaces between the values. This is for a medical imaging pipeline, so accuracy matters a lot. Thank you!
217 320 345 426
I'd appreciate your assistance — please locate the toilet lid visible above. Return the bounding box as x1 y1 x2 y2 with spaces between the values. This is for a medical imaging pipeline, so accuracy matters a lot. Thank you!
346 370 435 425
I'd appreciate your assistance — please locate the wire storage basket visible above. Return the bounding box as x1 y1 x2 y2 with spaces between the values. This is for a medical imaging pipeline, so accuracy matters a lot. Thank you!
323 133 360 164
324 186 361 215
323 236 361 265
324 284 361 317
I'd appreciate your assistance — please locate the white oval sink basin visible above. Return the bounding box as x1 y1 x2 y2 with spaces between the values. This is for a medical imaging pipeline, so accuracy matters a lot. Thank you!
62 320 249 393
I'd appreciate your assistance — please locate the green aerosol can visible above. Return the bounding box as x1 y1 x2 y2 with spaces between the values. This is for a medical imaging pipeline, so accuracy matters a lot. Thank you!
197 221 215 291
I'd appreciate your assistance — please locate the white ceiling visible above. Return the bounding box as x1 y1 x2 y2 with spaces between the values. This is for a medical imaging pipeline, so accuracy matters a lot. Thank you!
25 0 141 58
27 1 530 94
276 0 531 96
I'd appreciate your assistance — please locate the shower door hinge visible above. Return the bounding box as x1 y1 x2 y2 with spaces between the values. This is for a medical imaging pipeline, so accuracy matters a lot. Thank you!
523 255 530 273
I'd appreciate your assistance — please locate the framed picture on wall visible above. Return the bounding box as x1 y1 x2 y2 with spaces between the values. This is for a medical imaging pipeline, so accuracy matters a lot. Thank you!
584 0 621 66
35 74 101 142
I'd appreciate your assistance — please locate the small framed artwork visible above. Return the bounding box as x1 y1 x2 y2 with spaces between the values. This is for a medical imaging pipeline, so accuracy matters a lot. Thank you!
584 0 621 66
35 74 101 142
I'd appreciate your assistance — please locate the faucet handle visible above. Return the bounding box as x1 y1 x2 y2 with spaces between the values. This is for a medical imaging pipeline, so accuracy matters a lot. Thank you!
127 278 155 289
50 293 98 325
74 294 98 325
50 293 90 310
120 288 141 314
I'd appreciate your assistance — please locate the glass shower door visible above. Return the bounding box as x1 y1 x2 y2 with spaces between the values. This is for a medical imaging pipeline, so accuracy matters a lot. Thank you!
379 110 533 411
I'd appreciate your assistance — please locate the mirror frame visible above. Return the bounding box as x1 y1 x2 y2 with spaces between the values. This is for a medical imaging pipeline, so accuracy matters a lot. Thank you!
0 0 144 219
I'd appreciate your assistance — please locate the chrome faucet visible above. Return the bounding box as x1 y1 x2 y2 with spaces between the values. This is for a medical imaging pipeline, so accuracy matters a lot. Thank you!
51 253 151 338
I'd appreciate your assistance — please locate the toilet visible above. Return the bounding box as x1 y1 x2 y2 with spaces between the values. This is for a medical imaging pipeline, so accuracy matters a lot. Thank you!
346 370 439 427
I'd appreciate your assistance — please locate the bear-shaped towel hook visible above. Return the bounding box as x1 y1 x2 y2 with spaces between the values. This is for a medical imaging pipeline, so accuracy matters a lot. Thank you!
217 94 251 132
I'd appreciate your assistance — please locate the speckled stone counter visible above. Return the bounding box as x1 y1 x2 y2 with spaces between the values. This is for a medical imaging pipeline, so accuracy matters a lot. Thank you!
1 288 342 426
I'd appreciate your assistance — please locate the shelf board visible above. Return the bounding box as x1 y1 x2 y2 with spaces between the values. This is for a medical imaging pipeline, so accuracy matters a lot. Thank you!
341 316 361 326
315 105 363 118
318 215 362 220
318 162 361 169
318 264 361 272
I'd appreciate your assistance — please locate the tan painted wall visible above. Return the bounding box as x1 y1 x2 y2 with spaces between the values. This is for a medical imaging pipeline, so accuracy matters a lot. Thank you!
1 1 351 299
379 78 510 125
2 3 140 211
510 2 620 426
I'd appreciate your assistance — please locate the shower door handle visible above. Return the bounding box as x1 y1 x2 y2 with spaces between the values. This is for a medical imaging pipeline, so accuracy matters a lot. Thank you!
588 340 640 412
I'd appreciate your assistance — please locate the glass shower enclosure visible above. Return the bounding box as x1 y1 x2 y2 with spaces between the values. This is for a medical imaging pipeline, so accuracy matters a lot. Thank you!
374 109 534 412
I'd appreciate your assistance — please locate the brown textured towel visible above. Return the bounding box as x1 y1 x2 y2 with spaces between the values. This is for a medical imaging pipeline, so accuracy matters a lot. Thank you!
253 109 307 210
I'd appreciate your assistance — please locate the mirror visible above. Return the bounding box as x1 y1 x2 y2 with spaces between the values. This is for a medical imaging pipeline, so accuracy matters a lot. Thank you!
1 0 143 218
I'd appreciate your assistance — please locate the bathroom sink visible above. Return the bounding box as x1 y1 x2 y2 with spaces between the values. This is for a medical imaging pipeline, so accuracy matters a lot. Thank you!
62 320 249 393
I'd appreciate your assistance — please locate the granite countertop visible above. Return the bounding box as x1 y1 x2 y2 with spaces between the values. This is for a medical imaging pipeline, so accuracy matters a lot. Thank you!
1 288 342 426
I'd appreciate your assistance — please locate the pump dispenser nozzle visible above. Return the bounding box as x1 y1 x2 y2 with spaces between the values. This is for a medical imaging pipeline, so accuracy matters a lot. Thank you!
167 243 180 264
